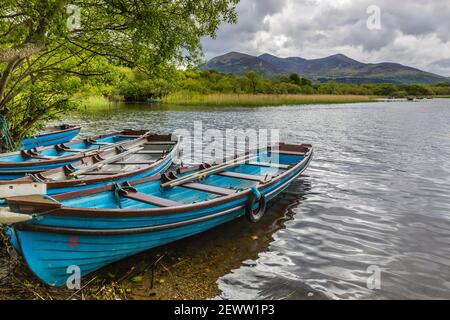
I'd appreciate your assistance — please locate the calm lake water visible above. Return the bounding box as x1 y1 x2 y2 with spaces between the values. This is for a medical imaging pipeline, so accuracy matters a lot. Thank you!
2 98 450 299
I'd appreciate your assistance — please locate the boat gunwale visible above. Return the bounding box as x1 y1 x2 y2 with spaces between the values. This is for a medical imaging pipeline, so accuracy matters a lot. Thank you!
8 145 313 219
23 125 81 140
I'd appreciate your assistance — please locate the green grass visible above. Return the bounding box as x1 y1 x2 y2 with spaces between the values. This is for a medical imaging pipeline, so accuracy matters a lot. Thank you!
73 95 111 107
71 95 127 110
73 93 449 110
161 93 375 106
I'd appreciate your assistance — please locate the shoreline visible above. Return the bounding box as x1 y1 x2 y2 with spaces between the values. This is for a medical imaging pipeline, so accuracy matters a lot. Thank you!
76 94 376 109
76 94 450 109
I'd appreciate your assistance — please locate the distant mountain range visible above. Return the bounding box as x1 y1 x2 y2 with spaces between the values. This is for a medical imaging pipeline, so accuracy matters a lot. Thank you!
200 52 449 84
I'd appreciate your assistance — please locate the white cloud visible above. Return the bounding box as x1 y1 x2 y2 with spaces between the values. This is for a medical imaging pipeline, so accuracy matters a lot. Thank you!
202 0 450 76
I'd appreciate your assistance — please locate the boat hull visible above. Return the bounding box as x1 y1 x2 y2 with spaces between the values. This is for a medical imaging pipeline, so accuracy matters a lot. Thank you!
16 209 243 286
11 151 312 286
20 126 81 150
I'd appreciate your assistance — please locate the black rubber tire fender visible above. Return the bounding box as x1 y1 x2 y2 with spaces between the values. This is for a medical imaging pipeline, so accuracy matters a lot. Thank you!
246 193 267 223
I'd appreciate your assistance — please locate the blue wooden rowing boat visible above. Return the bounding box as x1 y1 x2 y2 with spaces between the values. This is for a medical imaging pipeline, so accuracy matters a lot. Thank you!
1 143 313 286
0 130 150 180
0 134 179 205
20 125 81 150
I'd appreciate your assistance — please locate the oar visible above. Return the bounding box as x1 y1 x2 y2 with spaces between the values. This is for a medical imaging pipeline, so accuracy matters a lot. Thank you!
69 146 144 177
161 153 257 188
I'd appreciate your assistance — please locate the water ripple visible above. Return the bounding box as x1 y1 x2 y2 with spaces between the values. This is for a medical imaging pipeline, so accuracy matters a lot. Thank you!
2 99 450 299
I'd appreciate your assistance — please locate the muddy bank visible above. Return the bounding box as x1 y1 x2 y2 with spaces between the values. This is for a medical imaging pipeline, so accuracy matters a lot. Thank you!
0 191 316 300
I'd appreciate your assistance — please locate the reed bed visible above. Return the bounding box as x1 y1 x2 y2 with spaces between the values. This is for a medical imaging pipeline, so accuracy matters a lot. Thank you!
162 93 374 106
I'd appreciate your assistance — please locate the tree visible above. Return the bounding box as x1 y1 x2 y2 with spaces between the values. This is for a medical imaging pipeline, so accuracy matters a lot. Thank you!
245 71 261 94
372 84 399 97
402 84 433 97
118 69 176 102
0 0 238 149
288 73 301 86
300 77 312 87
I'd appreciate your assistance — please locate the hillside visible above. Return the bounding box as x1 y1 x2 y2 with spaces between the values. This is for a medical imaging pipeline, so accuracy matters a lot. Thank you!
200 52 288 78
200 52 448 84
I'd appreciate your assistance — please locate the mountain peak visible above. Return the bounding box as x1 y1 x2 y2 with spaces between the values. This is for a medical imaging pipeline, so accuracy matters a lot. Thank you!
201 52 448 84
313 53 362 65
328 53 351 59
200 52 284 78
212 51 255 61
259 53 277 59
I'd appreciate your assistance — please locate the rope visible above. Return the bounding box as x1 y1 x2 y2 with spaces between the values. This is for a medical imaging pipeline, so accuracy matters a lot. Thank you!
43 194 61 204
113 183 136 209
250 186 262 200
0 115 14 151
113 184 123 209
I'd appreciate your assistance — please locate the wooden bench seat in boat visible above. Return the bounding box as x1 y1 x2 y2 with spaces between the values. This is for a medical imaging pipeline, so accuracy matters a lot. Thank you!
59 148 89 153
120 191 182 207
87 140 112 146
271 150 306 156
216 171 265 182
272 143 312 156
144 141 177 145
110 161 155 165
247 161 290 170
116 134 143 139
135 150 164 155
78 171 123 176
182 183 236 196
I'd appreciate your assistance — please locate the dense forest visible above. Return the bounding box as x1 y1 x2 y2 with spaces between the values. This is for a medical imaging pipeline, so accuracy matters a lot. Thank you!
77 66 450 104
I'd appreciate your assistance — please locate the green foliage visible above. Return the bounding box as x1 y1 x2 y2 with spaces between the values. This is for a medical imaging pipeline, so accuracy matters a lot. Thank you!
431 82 450 96
73 66 450 107
401 84 433 96
288 73 301 86
245 71 262 93
118 70 175 102
158 69 450 98
372 84 399 96
0 0 239 147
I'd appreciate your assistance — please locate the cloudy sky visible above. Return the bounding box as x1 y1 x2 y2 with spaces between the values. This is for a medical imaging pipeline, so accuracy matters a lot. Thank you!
202 0 450 76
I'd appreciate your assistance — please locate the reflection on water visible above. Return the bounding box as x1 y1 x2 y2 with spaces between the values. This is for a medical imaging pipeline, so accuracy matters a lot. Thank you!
99 179 320 300
2 99 450 299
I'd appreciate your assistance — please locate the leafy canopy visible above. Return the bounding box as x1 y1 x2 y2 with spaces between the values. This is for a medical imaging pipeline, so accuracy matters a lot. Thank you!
0 0 239 147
